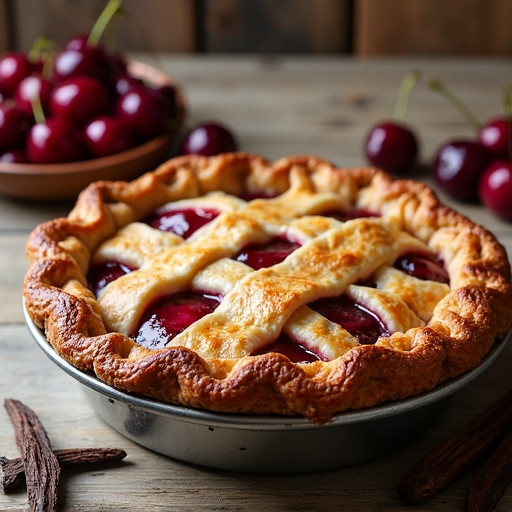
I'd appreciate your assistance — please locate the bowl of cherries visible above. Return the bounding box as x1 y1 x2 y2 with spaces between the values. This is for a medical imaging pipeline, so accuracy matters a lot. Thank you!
0 0 185 200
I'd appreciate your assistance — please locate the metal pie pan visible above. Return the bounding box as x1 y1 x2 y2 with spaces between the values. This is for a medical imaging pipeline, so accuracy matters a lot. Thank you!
25 309 510 473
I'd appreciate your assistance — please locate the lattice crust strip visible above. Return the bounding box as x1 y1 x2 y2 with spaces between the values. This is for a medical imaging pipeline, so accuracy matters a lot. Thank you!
23 154 512 423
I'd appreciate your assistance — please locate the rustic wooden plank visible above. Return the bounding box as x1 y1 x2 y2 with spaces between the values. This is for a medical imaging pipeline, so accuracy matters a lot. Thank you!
0 235 29 325
0 0 10 53
203 0 351 53
0 322 510 510
10 0 196 52
354 0 512 56
1 56 512 510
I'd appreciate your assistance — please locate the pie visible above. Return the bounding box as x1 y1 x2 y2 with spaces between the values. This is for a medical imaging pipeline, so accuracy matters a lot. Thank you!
24 153 512 424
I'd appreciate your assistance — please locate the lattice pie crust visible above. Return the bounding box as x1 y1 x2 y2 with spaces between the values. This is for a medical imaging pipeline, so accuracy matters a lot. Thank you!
24 154 512 423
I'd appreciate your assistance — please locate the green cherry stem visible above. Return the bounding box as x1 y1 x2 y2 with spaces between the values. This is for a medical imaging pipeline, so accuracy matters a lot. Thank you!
429 78 481 132
87 0 124 47
31 91 45 125
393 71 421 122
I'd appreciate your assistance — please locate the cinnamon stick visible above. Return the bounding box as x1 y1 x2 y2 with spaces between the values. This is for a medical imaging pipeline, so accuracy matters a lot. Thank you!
465 427 512 512
1 447 127 493
4 398 60 512
398 389 512 504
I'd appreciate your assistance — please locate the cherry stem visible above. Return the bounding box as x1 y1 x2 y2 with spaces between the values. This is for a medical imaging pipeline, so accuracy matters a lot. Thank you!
87 0 123 47
429 78 481 132
393 71 421 122
31 91 45 124
28 36 55 79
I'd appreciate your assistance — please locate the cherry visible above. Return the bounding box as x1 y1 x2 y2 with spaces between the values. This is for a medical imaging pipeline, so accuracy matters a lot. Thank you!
152 84 179 120
253 333 321 363
394 252 449 283
0 51 35 97
52 46 110 84
0 149 27 163
134 292 221 349
14 75 53 116
49 76 110 126
321 208 380 221
478 117 511 159
51 0 122 84
83 115 135 158
432 140 492 202
0 104 31 149
116 87 167 140
309 295 389 345
113 73 144 97
180 121 238 156
479 161 512 221
365 122 418 174
234 239 300 270
364 71 420 174
87 261 134 297
144 207 219 238
26 118 84 163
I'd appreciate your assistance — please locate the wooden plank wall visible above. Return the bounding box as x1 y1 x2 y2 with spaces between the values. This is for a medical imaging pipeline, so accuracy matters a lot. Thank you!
0 0 511 56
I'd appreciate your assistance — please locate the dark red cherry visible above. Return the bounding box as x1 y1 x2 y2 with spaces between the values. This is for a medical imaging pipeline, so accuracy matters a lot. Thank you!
144 207 220 238
478 117 511 159
0 51 35 97
309 295 389 345
52 46 110 84
180 122 238 156
14 75 53 116
49 76 110 126
113 73 144 97
0 104 31 149
235 239 300 270
83 115 135 158
134 292 221 349
253 333 321 363
364 121 418 174
394 252 449 284
87 261 134 297
26 118 84 163
479 161 512 221
432 140 492 202
0 149 27 163
152 84 179 120
321 207 380 221
116 88 167 140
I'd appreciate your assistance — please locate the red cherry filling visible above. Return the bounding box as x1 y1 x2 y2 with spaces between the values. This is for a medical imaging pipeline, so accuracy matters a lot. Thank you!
88 261 134 296
143 207 219 239
309 295 389 345
134 292 221 349
253 333 321 363
235 238 301 270
321 208 381 221
394 252 449 284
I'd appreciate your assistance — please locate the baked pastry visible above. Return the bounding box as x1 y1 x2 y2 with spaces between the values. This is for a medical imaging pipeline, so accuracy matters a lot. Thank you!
24 153 512 424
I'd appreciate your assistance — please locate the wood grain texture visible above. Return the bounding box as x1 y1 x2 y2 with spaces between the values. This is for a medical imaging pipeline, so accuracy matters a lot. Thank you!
0 56 511 511
9 0 196 52
0 0 9 53
355 0 512 55
203 0 351 53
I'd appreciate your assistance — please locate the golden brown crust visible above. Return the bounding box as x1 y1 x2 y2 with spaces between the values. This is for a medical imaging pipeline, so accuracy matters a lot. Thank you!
24 153 512 424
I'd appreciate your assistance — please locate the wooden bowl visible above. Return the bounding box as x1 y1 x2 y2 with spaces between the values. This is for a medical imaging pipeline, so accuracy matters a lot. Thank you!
0 61 186 201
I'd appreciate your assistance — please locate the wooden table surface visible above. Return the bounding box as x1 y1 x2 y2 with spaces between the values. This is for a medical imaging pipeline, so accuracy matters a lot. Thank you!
1 55 511 511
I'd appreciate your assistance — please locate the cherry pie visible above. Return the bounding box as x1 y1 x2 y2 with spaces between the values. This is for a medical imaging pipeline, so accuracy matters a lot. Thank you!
24 153 512 423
